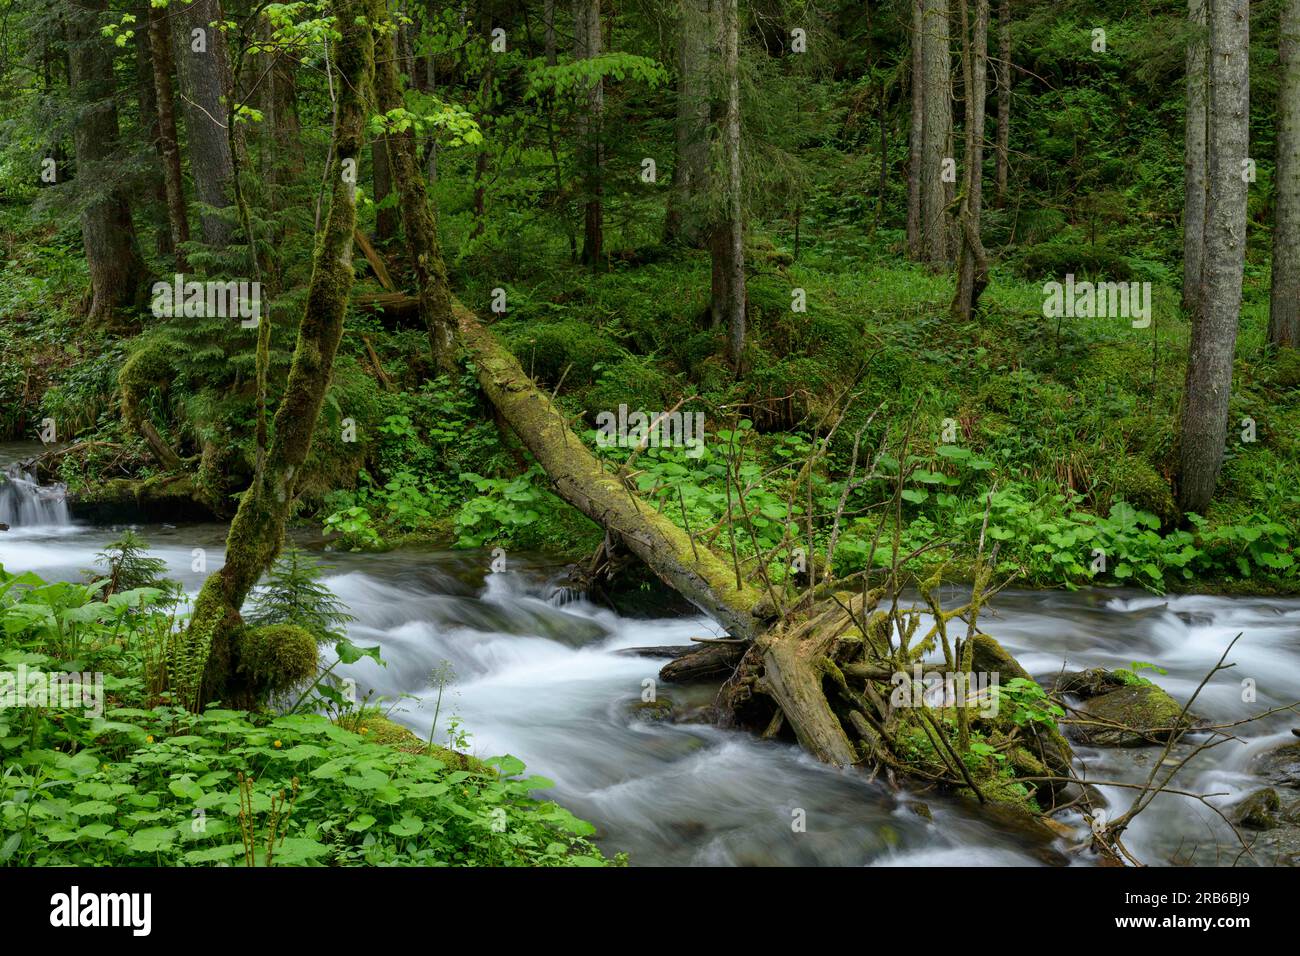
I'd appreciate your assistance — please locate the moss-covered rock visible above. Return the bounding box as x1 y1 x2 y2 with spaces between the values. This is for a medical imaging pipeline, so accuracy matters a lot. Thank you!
1233 787 1282 830
1068 682 1194 747
627 697 674 723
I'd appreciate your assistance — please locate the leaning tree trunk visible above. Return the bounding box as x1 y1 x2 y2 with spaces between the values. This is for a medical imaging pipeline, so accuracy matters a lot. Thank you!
170 0 236 247
1183 0 1209 314
65 0 148 325
372 0 456 372
666 0 713 247
1270 0 1300 348
951 0 989 321
148 2 190 271
175 0 373 707
1179 0 1249 515
712 0 746 373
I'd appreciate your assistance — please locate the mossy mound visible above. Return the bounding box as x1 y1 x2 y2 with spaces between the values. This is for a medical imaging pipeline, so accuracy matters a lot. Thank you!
1271 347 1300 390
1101 456 1177 527
235 623 319 698
342 711 492 773
502 319 614 388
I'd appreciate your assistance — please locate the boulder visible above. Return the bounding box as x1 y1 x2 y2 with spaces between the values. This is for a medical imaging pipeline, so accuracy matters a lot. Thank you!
1232 788 1282 830
1067 682 1196 747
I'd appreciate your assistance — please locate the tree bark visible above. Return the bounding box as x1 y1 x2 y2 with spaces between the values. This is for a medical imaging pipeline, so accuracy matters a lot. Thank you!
65 0 148 325
1183 0 1209 313
176 0 373 706
262 13 305 184
907 0 925 258
951 0 989 321
666 0 713 247
921 0 953 270
135 12 173 261
373 0 457 372
574 0 605 266
994 0 1010 206
1270 0 1300 348
148 3 190 270
170 0 237 247
1178 0 1249 515
712 0 746 373
373 138 398 244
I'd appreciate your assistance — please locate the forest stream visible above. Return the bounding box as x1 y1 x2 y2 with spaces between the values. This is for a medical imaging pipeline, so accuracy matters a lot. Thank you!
3 443 1297 867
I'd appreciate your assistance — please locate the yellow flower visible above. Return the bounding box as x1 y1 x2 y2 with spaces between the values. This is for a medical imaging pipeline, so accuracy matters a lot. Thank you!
273 740 282 748
360 727 369 734
145 735 154 744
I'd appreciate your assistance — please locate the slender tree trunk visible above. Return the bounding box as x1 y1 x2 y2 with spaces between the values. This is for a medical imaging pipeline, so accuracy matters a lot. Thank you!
374 0 457 371
995 0 1010 205
136 14 174 261
65 0 147 324
574 0 605 266
1178 0 1249 515
148 3 189 270
667 0 713 247
1183 0 1209 313
1270 0 1300 348
373 139 397 244
921 0 953 270
177 0 374 706
170 0 236 247
263 15 305 183
712 0 746 372
907 0 925 258
951 0 988 321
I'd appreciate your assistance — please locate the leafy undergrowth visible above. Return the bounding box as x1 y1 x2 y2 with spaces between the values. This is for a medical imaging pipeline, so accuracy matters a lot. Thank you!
0 554 617 867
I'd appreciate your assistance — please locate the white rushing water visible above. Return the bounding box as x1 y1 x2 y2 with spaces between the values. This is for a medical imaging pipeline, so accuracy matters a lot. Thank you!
0 462 71 530
0 477 1296 865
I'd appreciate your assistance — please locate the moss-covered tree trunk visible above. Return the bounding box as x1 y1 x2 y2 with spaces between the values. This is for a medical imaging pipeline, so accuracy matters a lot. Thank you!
371 0 456 371
175 0 374 707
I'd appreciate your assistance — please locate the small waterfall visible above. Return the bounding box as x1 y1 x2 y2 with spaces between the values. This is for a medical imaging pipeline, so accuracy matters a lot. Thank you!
0 463 70 528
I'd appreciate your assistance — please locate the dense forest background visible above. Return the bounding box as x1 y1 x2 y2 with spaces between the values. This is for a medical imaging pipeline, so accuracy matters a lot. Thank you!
0 0 1297 871
0 0 1296 592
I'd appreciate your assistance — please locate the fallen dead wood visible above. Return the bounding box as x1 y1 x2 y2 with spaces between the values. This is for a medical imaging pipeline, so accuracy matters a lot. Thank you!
352 291 422 327
454 303 768 641
353 228 396 291
659 641 747 683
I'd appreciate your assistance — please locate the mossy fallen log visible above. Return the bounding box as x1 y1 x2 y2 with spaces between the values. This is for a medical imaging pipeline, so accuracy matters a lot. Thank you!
454 303 769 641
68 474 222 523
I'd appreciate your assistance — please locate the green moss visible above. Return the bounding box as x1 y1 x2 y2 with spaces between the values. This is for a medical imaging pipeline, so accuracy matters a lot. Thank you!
235 623 319 697
342 711 492 773
502 319 615 388
1101 455 1177 526
1272 347 1300 390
